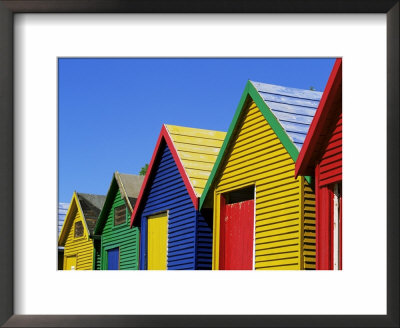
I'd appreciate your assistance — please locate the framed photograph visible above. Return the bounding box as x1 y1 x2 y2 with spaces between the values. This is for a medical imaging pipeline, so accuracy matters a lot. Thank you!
0 1 398 327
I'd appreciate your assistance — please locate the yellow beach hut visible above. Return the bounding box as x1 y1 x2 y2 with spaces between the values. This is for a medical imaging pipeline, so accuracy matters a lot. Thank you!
200 81 323 270
58 192 105 270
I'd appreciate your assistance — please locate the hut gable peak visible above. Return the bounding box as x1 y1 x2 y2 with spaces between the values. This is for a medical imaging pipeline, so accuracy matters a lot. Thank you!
76 192 106 236
164 124 226 197
295 58 342 178
94 172 144 235
200 80 322 209
130 124 225 226
250 81 322 151
58 191 105 245
115 172 144 211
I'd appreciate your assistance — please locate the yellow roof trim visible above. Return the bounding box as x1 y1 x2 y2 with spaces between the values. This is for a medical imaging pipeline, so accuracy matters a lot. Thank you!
58 192 90 246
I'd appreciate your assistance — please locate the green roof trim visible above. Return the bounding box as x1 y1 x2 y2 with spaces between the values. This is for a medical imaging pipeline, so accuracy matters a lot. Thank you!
199 81 311 210
93 177 118 235
248 82 300 162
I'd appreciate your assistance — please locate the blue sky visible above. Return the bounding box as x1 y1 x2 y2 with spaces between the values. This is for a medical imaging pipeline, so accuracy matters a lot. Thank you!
58 58 335 203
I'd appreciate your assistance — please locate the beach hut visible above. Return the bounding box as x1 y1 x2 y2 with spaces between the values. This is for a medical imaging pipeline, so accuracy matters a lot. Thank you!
92 172 144 270
58 192 105 270
200 81 323 270
295 59 342 270
130 124 226 270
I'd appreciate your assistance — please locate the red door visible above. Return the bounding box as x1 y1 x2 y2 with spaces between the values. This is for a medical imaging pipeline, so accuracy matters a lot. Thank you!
220 199 254 270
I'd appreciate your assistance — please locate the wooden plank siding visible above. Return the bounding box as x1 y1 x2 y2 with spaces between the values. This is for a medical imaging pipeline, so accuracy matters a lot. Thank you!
213 100 315 270
59 192 105 270
318 113 342 187
139 143 198 270
93 173 142 270
166 125 226 197
63 205 93 270
98 188 140 270
303 180 316 269
295 59 342 270
93 239 101 270
132 125 225 270
196 209 213 269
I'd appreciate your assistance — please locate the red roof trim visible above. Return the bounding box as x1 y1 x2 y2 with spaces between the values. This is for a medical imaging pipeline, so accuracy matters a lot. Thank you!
295 58 342 178
130 125 198 227
163 126 199 210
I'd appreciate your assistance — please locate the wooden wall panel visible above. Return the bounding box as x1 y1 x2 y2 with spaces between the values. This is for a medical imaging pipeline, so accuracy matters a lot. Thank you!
139 144 199 270
319 113 342 186
147 213 168 270
215 101 307 270
100 188 139 270
303 180 316 269
63 207 93 270
166 125 225 197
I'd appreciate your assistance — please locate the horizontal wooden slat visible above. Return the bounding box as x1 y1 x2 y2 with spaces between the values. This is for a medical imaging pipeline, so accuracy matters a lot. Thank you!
255 239 299 251
255 244 299 256
256 206 299 222
255 259 299 269
256 213 299 227
174 142 221 156
177 151 218 164
223 147 288 172
256 218 298 232
166 124 226 140
169 134 224 148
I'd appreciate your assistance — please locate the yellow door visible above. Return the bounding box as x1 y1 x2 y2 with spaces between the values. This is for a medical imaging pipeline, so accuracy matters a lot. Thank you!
65 256 77 270
147 212 168 270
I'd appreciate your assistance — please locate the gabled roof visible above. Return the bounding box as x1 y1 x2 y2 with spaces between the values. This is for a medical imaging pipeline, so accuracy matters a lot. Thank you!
117 173 144 210
251 82 322 151
94 172 144 235
130 124 226 226
199 80 323 209
58 192 105 246
295 58 342 177
76 193 106 234
166 124 226 197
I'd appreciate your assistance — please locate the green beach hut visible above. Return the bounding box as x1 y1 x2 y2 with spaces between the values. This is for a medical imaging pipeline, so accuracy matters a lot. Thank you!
93 172 144 270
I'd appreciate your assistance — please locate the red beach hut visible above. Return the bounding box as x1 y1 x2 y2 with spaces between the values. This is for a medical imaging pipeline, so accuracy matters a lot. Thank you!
295 58 342 270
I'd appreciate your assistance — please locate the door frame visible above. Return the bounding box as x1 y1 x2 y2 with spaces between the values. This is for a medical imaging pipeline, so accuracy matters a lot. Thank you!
102 245 120 270
332 183 342 270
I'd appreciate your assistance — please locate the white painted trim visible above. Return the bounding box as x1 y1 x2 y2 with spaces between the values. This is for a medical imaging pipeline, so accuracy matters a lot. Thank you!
333 183 340 270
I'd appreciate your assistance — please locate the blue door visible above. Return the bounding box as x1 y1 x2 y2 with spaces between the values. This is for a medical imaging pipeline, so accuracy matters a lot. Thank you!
107 247 119 270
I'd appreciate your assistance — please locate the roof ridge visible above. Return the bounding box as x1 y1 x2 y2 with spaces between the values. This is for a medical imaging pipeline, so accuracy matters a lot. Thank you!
199 80 318 209
250 80 324 95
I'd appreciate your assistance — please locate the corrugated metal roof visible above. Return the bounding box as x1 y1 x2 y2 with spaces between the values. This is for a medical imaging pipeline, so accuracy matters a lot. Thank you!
165 124 226 197
251 81 323 151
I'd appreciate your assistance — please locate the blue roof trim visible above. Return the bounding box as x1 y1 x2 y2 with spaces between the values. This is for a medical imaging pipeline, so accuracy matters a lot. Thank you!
250 81 323 151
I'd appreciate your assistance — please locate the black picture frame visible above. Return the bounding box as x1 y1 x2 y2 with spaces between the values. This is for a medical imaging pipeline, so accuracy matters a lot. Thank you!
0 1 398 327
